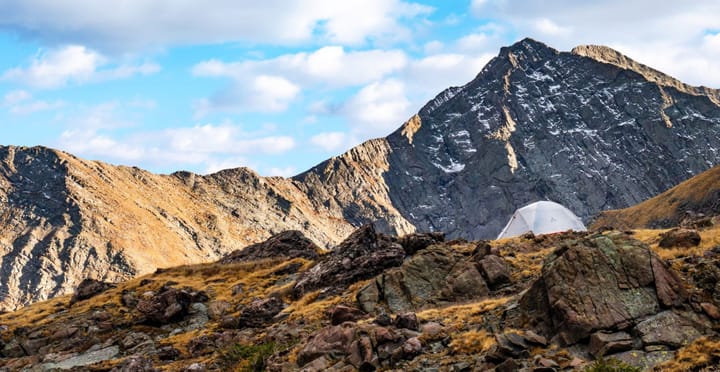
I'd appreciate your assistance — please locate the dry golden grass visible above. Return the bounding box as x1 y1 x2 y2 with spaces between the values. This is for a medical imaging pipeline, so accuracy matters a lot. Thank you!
592 165 720 229
0 257 313 335
631 226 720 260
656 336 720 371
417 296 511 332
449 329 496 354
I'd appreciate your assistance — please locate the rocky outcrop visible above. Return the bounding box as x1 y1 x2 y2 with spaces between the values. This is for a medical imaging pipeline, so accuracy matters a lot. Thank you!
219 230 322 263
356 243 513 313
293 225 406 299
515 232 689 344
70 278 116 304
136 285 208 325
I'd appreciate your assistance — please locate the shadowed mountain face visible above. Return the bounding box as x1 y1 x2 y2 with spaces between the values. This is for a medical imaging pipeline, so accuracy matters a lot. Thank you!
2 38 720 310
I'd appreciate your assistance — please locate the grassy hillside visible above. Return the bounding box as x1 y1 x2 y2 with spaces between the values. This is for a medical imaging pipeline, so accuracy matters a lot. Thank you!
592 165 720 229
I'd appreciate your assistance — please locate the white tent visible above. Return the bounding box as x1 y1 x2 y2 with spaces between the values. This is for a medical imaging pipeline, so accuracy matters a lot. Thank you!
497 201 586 239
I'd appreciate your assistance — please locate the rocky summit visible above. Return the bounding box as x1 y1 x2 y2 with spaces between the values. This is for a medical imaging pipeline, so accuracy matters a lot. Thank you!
2 38 720 310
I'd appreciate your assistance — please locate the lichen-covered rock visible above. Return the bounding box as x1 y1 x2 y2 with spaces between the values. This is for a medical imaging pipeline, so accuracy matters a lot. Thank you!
293 225 405 298
516 233 688 344
357 245 490 313
635 311 702 348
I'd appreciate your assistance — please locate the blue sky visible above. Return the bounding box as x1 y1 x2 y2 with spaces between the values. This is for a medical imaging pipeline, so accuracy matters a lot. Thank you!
1 1 719 176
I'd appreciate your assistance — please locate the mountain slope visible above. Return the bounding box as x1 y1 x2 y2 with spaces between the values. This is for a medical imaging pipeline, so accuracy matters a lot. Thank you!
2 38 720 310
592 164 720 229
0 146 357 310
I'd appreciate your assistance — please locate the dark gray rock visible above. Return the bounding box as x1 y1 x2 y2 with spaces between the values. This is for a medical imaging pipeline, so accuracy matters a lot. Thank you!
588 331 633 357
635 311 702 348
220 230 321 263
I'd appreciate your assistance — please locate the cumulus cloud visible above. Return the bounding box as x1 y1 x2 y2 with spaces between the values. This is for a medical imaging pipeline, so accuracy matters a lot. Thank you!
1 45 160 88
193 46 408 88
192 46 408 117
469 0 720 87
342 79 412 137
0 0 432 52
54 103 296 174
194 75 300 116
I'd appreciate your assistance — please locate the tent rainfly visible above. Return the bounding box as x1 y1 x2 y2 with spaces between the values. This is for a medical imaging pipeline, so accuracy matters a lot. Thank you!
496 201 586 239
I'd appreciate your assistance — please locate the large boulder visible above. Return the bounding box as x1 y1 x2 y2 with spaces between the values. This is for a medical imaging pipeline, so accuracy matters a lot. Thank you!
293 225 405 298
136 286 208 325
357 245 490 313
220 230 321 263
515 233 688 344
658 228 701 248
70 278 116 304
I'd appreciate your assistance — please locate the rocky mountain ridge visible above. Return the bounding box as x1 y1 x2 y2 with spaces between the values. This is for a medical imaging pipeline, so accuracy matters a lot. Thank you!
2 38 720 310
1 225 719 371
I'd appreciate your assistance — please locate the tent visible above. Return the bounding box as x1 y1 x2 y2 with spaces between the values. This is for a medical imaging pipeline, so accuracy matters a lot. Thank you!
496 201 586 239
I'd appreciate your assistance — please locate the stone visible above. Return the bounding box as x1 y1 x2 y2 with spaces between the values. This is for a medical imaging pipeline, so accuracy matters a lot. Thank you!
220 230 321 263
400 337 422 359
658 228 701 248
357 281 381 314
296 323 356 367
41 346 120 370
394 313 419 331
588 331 633 357
514 234 689 344
293 225 406 298
70 278 116 304
207 300 231 320
156 346 181 361
701 302 720 320
397 232 445 255
635 311 701 348
472 241 492 259
136 286 207 325
111 355 156 372
523 330 547 346
375 246 489 313
238 297 285 328
608 349 675 370
346 335 377 370
420 322 446 341
184 363 206 372
495 358 520 372
329 305 366 325
373 312 392 327
478 255 511 288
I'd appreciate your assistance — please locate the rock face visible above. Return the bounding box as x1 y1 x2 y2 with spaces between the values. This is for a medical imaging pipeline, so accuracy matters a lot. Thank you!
293 225 406 298
219 230 322 263
515 232 689 344
3 38 720 310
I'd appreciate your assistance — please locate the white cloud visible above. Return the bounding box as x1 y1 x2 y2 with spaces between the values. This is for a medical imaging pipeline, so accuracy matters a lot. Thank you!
194 75 300 116
53 102 296 174
0 0 432 53
1 89 64 114
3 90 31 104
343 79 412 137
192 46 408 116
193 46 407 88
533 18 571 37
1 45 160 89
468 0 720 87
310 131 349 152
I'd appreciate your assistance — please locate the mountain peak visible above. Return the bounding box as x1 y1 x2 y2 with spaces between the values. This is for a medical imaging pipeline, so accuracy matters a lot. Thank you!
502 37 557 58
572 44 720 104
